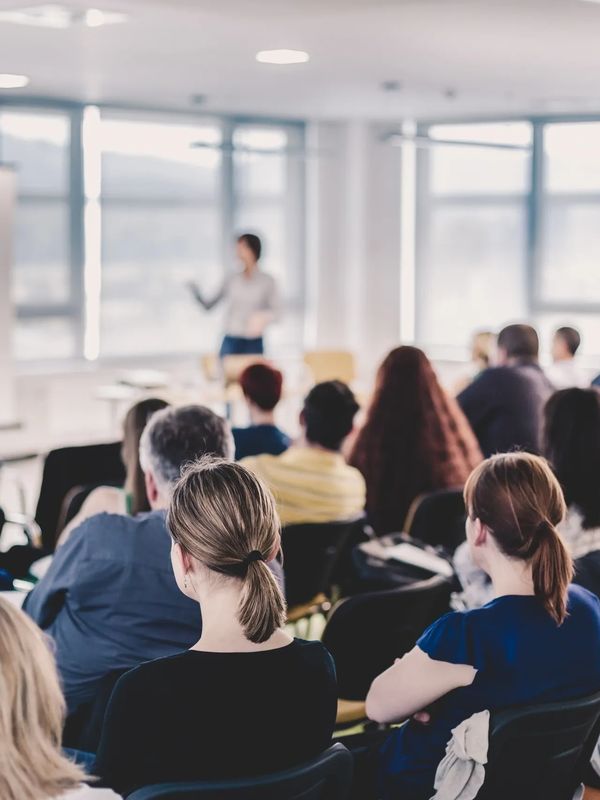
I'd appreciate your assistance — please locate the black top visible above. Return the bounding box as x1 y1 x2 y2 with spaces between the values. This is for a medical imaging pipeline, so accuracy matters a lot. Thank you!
94 639 337 796
457 362 554 457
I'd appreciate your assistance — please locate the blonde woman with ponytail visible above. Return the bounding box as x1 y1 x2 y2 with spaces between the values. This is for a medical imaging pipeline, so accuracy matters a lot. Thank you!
366 452 600 800
93 457 337 797
0 598 120 800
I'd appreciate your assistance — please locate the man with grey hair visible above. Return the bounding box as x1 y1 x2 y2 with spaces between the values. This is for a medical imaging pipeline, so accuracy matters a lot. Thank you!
26 405 233 717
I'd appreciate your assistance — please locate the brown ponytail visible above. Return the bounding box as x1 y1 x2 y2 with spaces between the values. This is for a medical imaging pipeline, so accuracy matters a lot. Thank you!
464 452 574 625
167 457 286 643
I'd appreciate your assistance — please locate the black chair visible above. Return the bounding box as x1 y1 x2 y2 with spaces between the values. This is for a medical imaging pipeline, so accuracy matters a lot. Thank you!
63 668 129 751
126 743 353 800
574 550 600 600
281 518 369 611
404 488 466 553
478 689 600 800
35 442 125 549
322 574 453 701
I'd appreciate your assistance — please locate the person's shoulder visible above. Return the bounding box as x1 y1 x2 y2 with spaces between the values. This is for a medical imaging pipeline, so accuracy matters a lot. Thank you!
240 452 278 473
80 486 124 517
568 583 600 617
115 651 194 691
290 638 337 674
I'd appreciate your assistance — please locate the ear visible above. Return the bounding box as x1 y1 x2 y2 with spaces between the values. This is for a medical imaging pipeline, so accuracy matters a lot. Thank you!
145 470 160 507
172 541 191 575
473 518 488 547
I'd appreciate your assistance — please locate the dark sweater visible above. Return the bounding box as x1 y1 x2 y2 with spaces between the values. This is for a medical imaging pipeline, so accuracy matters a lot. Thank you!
457 361 554 457
94 639 337 796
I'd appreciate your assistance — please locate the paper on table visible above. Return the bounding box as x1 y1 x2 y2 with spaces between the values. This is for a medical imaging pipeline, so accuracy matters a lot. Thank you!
384 542 454 578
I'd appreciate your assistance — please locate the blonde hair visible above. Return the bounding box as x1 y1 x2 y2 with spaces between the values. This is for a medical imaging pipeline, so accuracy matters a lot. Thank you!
464 452 573 625
0 598 86 800
167 457 286 643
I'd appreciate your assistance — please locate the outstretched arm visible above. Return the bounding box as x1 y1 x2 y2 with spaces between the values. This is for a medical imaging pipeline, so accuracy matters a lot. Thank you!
187 280 225 311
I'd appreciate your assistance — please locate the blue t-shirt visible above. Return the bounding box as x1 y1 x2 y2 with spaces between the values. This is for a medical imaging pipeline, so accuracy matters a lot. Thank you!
233 424 290 461
379 585 600 800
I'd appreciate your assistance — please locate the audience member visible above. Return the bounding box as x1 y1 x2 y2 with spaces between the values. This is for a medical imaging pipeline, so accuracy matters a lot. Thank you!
349 346 482 535
93 458 337 796
242 380 365 524
547 326 587 389
545 388 600 593
232 363 291 460
57 397 169 546
24 406 232 714
0 597 121 800
457 323 554 456
367 452 600 800
452 330 496 395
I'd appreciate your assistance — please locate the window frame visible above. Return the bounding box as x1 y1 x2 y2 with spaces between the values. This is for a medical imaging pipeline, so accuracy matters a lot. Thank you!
0 97 305 363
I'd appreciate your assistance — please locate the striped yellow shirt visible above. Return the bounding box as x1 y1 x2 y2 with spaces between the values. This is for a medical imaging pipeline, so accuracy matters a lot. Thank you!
241 446 366 526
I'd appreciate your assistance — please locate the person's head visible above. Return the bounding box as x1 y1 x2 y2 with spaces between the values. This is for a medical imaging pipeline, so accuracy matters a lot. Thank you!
236 233 262 267
122 397 170 515
139 405 233 509
552 326 581 363
239 363 283 414
544 388 600 529
496 324 539 365
471 330 496 371
168 457 286 643
300 380 359 452
0 598 86 800
350 346 482 533
464 452 572 625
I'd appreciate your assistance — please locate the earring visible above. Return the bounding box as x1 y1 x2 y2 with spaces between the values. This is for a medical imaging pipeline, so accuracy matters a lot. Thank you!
184 574 189 590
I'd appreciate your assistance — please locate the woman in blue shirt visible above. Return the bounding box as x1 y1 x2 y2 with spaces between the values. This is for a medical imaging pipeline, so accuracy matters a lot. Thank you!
367 451 600 800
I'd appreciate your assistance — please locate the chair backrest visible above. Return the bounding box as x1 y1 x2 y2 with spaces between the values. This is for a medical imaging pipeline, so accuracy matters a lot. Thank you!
303 351 356 385
478 690 600 800
404 488 466 553
574 550 600 600
281 518 367 607
322 575 452 700
35 442 125 549
126 743 353 800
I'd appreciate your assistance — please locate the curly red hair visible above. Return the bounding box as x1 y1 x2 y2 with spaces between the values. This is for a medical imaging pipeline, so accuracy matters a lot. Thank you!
350 346 482 534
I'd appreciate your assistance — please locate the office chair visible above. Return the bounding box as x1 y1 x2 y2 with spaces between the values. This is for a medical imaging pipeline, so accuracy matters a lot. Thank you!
403 487 466 553
126 743 353 800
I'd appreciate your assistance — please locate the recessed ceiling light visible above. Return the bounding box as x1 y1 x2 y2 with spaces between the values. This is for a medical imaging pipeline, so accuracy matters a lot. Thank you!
256 49 309 65
0 74 29 89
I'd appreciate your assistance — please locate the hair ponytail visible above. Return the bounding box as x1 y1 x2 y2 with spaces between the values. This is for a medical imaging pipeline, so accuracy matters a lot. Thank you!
239 559 286 643
168 457 287 643
465 452 573 625
531 520 573 625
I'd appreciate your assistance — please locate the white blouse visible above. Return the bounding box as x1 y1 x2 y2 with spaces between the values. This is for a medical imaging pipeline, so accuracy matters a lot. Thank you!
56 786 122 800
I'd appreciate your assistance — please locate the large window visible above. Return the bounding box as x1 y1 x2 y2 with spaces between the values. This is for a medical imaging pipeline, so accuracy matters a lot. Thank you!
0 109 77 359
0 103 304 361
416 122 532 356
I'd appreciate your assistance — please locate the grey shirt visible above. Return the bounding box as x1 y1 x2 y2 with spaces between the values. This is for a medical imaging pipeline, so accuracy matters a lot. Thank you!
195 270 280 338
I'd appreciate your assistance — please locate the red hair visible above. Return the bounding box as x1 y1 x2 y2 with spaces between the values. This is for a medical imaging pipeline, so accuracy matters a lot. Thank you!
350 346 482 534
239 363 283 411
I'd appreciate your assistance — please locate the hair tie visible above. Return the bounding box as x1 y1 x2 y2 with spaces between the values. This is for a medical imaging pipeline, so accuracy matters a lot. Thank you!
244 550 265 567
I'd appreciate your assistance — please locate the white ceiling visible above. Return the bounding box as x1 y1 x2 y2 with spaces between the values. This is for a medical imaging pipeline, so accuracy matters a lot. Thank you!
2 0 600 121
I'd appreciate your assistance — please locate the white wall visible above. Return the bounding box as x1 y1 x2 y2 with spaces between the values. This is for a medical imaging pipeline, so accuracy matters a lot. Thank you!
305 120 403 379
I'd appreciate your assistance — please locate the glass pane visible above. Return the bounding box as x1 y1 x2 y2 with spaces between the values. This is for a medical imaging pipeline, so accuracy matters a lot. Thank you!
100 204 223 356
100 117 222 199
0 110 69 195
14 316 76 360
417 204 527 352
13 201 70 305
429 122 531 196
539 201 600 304
545 123 600 193
234 127 287 197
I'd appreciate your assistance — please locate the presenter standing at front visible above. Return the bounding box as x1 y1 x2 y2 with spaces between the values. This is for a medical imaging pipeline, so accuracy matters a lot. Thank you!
188 233 280 358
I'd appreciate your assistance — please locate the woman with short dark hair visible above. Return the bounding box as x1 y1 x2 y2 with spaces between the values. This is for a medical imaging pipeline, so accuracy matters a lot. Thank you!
188 233 280 357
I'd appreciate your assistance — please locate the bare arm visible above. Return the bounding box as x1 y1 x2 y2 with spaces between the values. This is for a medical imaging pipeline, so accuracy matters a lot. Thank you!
57 486 125 547
187 280 226 311
366 646 477 725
